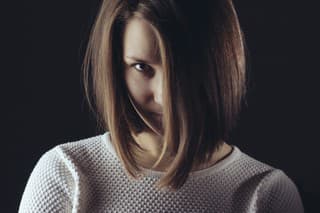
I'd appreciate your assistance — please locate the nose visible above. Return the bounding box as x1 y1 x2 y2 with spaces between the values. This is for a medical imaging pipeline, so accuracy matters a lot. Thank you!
152 71 163 106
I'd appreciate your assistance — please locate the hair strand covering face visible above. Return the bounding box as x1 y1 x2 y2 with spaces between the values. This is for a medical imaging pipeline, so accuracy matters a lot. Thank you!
82 0 248 191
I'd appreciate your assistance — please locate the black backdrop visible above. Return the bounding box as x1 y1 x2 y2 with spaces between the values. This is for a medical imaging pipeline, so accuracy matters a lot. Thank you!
3 0 319 212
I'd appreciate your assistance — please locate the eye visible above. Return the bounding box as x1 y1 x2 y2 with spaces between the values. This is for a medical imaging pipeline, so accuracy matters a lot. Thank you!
132 63 151 73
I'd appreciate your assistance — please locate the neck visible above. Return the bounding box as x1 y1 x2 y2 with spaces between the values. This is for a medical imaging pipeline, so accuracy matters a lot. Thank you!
130 130 175 171
130 130 233 172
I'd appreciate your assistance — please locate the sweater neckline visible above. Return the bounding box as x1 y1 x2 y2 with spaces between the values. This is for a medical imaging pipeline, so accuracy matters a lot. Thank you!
101 132 241 179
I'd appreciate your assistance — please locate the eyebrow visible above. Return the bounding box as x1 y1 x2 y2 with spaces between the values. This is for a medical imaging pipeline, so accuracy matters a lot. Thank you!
124 56 160 65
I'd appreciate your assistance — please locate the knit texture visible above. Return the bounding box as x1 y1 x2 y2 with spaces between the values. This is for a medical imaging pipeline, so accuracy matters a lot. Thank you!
19 132 304 213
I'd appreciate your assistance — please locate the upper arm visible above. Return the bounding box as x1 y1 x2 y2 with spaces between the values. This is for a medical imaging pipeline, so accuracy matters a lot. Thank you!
18 147 74 213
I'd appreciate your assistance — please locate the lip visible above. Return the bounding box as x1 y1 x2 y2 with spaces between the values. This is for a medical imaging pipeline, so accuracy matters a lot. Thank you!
148 112 163 120
151 112 163 116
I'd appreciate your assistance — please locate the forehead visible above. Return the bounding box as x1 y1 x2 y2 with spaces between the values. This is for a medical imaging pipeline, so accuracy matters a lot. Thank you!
123 17 160 63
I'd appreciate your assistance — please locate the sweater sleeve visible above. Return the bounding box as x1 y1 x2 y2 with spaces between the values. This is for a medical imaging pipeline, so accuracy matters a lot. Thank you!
18 147 75 213
257 169 304 213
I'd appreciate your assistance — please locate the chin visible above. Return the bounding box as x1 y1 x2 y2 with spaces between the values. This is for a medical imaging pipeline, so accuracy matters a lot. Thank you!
148 113 164 135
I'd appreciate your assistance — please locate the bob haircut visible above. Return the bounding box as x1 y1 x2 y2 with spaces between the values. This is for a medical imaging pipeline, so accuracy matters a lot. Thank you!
82 0 247 191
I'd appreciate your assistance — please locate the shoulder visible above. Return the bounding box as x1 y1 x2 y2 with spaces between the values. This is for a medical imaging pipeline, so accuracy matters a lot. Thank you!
227 147 304 212
226 146 277 178
18 132 110 212
235 150 305 213
255 169 304 213
19 145 74 212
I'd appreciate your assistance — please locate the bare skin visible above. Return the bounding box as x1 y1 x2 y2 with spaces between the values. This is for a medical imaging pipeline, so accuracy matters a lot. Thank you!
123 17 233 172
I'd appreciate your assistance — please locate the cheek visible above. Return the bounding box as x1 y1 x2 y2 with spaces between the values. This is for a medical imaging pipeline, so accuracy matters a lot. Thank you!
125 71 150 105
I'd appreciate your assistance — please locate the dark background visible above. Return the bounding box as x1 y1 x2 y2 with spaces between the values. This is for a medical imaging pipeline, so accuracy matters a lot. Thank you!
3 0 319 212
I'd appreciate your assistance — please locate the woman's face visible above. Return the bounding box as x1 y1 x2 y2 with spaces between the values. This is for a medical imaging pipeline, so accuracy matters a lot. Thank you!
123 17 163 132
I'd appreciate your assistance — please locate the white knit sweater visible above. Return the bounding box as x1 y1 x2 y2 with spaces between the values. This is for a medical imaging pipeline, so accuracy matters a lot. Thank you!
18 132 304 213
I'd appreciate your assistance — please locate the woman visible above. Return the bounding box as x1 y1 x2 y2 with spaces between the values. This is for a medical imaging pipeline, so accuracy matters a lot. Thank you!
19 0 304 212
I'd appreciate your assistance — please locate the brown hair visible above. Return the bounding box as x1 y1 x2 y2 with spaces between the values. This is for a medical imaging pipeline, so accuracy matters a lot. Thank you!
82 0 247 191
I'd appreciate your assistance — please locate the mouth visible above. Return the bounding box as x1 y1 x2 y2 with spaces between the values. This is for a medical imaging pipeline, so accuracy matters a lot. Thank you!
148 112 163 122
150 111 162 116
152 112 163 116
